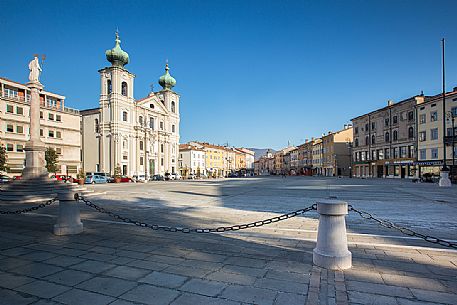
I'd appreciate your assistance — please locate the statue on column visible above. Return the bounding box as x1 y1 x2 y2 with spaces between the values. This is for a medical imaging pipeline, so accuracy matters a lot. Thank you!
28 56 42 83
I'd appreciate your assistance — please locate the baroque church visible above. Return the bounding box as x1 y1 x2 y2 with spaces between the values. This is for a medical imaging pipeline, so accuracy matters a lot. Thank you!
81 32 180 177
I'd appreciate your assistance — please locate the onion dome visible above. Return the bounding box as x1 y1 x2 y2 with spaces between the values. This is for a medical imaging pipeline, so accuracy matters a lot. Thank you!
158 63 176 90
105 31 129 67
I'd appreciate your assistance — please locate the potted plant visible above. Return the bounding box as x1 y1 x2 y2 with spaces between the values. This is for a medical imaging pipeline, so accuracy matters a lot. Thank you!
76 168 85 185
114 164 122 183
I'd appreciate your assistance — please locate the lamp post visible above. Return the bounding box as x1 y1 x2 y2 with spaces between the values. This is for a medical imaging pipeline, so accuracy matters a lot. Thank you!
439 38 452 187
346 138 353 178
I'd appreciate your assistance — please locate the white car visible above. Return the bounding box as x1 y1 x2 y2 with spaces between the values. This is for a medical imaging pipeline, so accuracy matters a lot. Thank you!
132 175 147 183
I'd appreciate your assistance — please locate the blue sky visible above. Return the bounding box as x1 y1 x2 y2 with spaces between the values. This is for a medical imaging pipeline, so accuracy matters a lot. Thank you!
1 0 457 150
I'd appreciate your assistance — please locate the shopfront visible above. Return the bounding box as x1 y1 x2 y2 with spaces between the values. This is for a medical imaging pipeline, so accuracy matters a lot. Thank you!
415 160 443 178
384 160 416 179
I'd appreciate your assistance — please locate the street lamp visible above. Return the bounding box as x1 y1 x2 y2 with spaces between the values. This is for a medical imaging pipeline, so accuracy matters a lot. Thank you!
346 138 353 178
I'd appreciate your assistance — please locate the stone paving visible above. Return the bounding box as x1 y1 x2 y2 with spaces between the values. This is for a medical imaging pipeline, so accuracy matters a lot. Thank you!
0 176 456 305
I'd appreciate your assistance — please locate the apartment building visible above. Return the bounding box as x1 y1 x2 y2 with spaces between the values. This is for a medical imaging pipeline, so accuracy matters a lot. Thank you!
352 96 423 179
416 88 457 177
0 77 81 176
178 144 206 177
322 126 353 177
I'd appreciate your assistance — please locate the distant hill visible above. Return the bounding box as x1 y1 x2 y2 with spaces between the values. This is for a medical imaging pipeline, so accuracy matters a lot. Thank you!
247 148 276 160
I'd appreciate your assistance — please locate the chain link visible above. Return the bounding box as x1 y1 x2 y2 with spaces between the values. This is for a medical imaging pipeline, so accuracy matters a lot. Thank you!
0 198 58 215
349 205 457 249
78 195 317 234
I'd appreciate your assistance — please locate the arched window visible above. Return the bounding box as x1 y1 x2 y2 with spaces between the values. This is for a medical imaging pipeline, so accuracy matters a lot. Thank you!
140 141 144 151
354 138 359 147
94 119 99 133
393 130 398 141
139 116 143 126
371 135 375 144
171 101 176 113
385 132 390 142
365 136 369 146
122 111 128 122
121 82 128 96
107 80 112 94
408 126 414 139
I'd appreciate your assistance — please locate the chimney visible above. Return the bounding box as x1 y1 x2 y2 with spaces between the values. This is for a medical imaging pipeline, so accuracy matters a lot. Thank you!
387 100 394 106
343 124 347 129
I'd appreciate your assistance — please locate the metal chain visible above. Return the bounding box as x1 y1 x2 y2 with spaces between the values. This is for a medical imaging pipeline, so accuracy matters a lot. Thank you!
0 198 58 215
78 195 317 233
349 205 457 249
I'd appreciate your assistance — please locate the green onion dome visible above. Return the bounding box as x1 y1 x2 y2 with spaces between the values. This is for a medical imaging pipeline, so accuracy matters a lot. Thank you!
158 63 176 90
105 32 129 67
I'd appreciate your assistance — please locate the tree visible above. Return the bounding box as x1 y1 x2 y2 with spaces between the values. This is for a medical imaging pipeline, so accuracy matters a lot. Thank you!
45 147 59 174
0 145 8 173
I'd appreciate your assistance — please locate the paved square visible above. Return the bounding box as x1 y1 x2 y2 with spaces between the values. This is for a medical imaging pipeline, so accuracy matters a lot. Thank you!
0 176 456 304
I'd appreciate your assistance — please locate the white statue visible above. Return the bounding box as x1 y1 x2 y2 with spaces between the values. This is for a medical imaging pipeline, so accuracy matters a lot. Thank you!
28 56 42 83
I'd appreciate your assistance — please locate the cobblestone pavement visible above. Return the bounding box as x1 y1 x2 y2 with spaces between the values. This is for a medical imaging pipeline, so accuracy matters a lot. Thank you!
0 176 456 305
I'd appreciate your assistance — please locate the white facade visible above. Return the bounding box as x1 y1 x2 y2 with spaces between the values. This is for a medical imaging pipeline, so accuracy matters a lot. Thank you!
0 77 81 176
179 145 206 177
81 34 180 177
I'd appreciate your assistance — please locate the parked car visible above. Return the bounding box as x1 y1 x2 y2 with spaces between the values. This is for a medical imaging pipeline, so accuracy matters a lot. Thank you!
173 173 182 180
164 173 172 180
13 175 22 180
0 175 11 184
187 173 196 180
120 175 133 183
85 175 107 184
132 175 147 183
150 174 164 181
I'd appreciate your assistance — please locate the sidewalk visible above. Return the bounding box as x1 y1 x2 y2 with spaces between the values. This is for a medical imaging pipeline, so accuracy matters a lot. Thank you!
0 206 456 305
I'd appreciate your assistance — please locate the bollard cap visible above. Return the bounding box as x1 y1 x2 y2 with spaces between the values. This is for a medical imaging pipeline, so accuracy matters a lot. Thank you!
316 200 348 215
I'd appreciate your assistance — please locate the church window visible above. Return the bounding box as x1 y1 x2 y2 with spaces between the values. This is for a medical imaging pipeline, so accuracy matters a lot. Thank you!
149 117 154 129
171 101 176 113
122 111 128 122
107 80 112 94
139 116 143 126
121 82 128 96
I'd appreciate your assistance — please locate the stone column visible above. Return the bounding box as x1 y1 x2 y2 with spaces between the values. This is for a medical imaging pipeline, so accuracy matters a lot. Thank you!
313 199 352 270
23 81 47 178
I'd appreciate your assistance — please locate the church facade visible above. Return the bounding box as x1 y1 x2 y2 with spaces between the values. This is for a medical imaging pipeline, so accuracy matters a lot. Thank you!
81 33 180 177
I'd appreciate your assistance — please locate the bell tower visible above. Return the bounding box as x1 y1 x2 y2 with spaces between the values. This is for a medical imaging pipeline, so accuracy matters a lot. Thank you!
98 32 135 174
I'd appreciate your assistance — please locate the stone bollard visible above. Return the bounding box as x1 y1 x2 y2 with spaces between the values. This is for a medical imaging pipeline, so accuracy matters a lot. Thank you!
54 189 83 235
313 199 352 270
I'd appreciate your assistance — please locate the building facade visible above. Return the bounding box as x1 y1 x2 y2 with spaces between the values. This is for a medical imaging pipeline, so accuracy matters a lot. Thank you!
322 126 353 176
178 144 206 177
312 138 323 175
81 33 180 177
0 77 81 176
352 96 421 179
416 89 457 177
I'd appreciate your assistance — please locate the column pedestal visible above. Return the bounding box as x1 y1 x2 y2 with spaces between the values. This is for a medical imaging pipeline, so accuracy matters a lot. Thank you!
439 170 452 187
313 200 352 270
